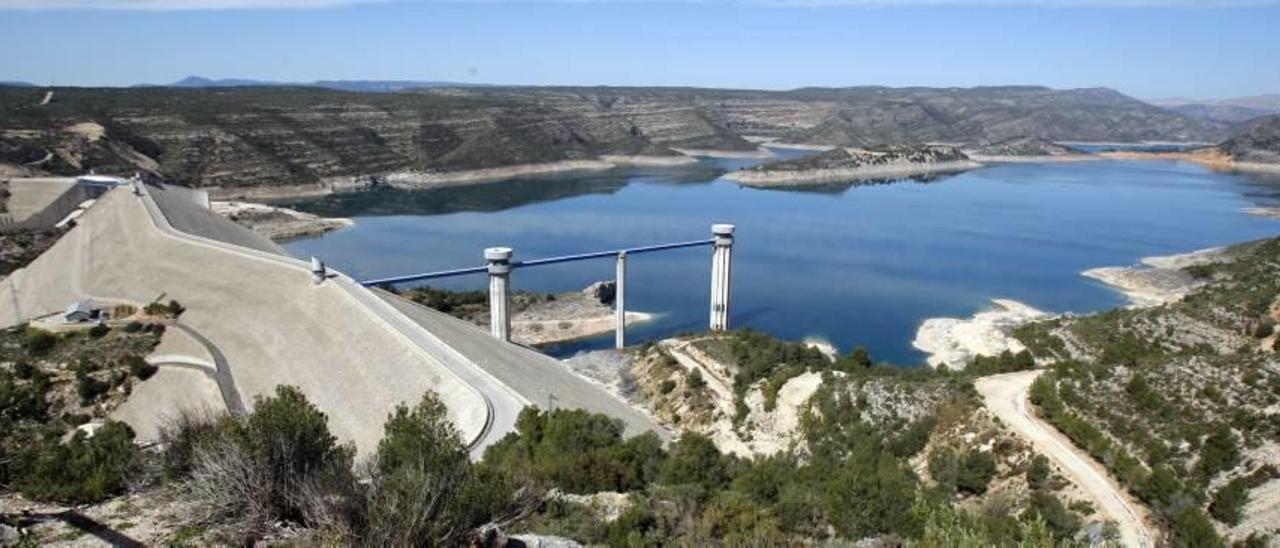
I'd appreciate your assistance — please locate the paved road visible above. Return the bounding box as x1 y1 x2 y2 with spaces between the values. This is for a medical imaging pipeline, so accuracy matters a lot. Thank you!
976 370 1155 548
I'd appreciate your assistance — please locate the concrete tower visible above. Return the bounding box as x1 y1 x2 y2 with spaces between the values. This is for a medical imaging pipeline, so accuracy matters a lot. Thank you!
709 224 735 331
486 247 513 341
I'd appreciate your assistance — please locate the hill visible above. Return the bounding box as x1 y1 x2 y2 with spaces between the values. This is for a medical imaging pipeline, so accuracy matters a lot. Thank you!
1152 94 1280 124
1219 114 1280 165
167 75 484 92
0 85 1224 196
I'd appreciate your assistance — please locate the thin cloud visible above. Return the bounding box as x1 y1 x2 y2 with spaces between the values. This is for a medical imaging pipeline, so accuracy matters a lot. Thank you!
3 0 1277 9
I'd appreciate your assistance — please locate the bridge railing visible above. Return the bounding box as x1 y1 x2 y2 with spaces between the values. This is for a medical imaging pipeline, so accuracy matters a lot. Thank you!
351 224 736 348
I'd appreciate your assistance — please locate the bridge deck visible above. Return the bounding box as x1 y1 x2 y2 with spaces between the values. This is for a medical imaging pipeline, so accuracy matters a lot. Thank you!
375 289 671 442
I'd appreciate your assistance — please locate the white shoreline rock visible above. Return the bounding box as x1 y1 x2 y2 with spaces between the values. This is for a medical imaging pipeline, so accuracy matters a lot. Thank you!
913 299 1048 370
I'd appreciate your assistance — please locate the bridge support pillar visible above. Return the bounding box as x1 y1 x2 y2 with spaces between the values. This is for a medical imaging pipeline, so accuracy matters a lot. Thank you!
709 224 735 331
615 251 627 349
486 247 514 342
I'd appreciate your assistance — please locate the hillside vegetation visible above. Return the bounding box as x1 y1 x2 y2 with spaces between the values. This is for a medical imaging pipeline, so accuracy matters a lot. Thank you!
1015 237 1280 545
0 85 1223 192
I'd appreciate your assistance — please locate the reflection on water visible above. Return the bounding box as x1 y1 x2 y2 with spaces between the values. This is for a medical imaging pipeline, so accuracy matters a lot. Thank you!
283 157 1280 365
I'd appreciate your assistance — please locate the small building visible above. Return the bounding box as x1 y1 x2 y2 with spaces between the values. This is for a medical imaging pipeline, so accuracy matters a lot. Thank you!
63 300 97 323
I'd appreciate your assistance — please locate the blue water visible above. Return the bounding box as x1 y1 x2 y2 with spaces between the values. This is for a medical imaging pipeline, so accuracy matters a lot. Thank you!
281 157 1280 365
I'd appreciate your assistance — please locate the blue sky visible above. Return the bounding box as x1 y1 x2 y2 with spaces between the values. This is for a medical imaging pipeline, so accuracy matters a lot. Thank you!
1 0 1277 99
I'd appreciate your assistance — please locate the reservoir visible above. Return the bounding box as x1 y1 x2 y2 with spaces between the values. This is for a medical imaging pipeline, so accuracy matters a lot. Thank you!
280 154 1280 365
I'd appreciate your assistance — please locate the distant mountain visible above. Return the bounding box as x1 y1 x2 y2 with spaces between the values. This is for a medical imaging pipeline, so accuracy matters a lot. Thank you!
1149 94 1280 124
167 75 485 92
782 86 1224 145
1218 114 1280 165
0 81 36 88
170 76 280 88
0 84 1227 192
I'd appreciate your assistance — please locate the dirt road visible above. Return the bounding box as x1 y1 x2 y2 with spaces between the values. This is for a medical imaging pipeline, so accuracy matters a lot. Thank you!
975 370 1156 547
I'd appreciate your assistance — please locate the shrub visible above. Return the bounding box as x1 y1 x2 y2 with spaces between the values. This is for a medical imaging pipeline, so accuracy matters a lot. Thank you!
1169 508 1223 548
123 321 143 333
364 392 525 546
687 369 707 390
956 451 997 495
482 407 664 494
125 355 158 380
928 447 959 493
15 421 138 503
13 361 35 379
1026 455 1052 489
76 371 109 405
659 433 730 494
1025 491 1079 539
88 324 110 338
659 379 677 394
185 385 355 529
23 327 57 355
1208 478 1248 525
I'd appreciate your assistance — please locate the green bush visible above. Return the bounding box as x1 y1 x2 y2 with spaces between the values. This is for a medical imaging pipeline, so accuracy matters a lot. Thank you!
76 371 109 405
956 451 996 495
928 447 959 493
482 407 665 494
1025 491 1079 539
13 361 35 379
23 327 57 355
1208 477 1248 525
1169 508 1224 548
15 421 138 503
1026 455 1052 489
364 392 522 546
659 433 730 494
88 324 110 338
659 379 676 394
123 321 143 333
125 355 158 380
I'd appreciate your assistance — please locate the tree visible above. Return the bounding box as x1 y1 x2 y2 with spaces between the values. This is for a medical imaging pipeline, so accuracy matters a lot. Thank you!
364 391 511 546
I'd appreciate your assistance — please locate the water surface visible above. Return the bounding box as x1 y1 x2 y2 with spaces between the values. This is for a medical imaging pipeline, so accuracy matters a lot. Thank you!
281 156 1280 364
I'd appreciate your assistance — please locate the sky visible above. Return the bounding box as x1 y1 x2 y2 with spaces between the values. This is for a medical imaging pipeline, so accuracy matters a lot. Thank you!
1 0 1278 100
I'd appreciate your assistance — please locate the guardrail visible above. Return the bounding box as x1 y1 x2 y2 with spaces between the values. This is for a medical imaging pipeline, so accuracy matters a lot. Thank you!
355 224 737 348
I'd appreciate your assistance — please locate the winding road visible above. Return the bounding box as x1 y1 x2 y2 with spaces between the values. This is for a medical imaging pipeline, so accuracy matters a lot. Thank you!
976 370 1156 548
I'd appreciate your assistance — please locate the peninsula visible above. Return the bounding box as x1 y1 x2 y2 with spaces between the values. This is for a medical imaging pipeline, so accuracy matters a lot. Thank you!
724 144 980 186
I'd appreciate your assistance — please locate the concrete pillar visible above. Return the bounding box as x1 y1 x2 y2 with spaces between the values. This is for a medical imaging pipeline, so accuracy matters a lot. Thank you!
486 247 513 341
310 256 326 285
709 224 735 331
615 251 627 349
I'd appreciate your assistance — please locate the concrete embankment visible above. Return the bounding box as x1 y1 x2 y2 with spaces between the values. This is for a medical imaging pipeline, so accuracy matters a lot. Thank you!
0 184 490 455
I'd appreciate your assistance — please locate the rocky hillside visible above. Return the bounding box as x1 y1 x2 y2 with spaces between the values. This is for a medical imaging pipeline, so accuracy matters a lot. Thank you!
1218 115 1280 165
965 137 1084 158
0 85 1223 193
784 86 1225 146
1015 237 1280 543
